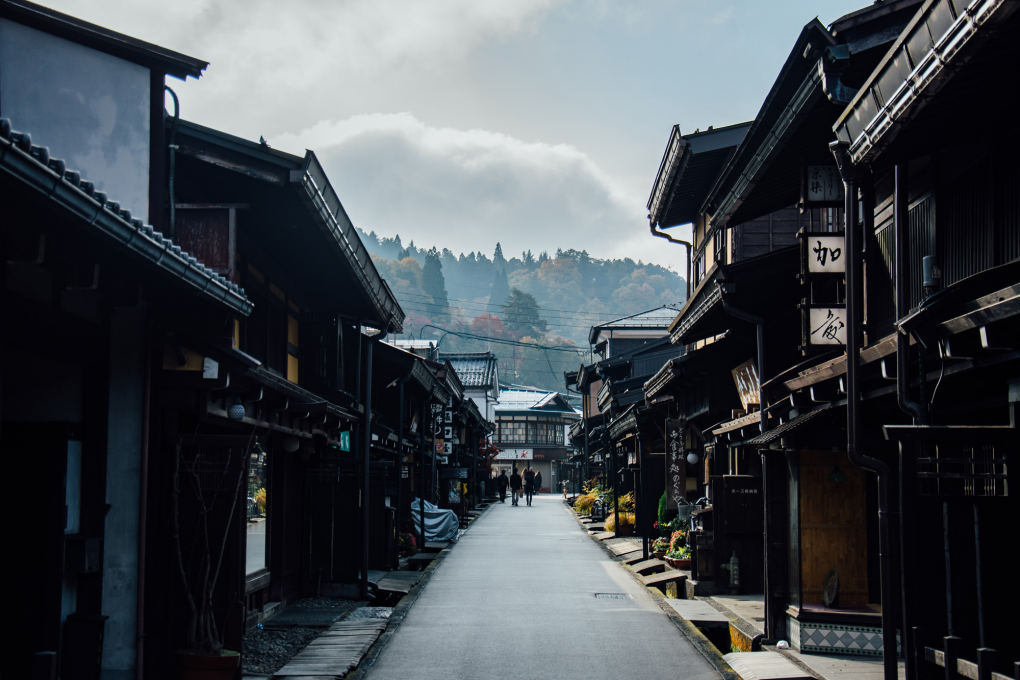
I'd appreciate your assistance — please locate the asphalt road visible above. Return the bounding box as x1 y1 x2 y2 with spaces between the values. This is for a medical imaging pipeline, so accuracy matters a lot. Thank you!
365 494 722 680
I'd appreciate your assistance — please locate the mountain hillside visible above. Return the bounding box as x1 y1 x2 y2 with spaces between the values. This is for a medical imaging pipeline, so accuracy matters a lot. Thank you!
359 228 687 392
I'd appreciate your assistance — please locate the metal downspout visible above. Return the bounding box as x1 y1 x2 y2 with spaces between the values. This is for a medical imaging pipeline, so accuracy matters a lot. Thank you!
360 330 385 600
894 164 922 679
831 141 898 680
651 225 693 300
135 320 152 680
895 164 924 423
420 394 431 553
720 293 772 635
396 370 413 567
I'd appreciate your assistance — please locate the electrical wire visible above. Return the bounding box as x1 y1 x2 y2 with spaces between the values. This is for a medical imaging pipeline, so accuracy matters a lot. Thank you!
388 288 681 319
930 338 946 407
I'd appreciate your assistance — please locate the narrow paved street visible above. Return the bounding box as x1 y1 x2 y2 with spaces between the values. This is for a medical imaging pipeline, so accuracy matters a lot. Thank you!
365 496 721 680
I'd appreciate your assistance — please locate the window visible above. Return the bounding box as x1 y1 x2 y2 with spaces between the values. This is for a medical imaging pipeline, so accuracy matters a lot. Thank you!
246 443 268 575
694 252 706 284
498 421 527 444
534 422 564 445
713 229 728 266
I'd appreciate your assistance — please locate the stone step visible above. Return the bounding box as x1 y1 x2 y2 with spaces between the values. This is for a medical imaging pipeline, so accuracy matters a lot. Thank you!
630 559 667 575
639 570 688 590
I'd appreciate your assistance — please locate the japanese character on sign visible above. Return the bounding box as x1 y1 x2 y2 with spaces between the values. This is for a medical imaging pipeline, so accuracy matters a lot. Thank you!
809 307 847 345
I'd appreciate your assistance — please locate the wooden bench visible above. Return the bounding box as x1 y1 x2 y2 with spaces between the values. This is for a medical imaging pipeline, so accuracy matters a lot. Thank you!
664 599 730 628
722 652 812 680
423 541 449 552
639 570 688 590
630 559 667 575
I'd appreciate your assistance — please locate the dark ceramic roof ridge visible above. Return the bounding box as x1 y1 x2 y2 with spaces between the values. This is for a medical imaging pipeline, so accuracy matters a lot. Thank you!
1 0 208 80
174 118 405 332
704 18 835 229
0 117 252 315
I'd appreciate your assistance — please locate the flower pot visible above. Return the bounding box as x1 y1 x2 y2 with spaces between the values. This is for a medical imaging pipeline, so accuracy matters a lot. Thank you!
175 651 240 680
653 551 666 559
673 558 691 569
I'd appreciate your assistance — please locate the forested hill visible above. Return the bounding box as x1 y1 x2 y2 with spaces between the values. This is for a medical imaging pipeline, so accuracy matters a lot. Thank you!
358 228 687 392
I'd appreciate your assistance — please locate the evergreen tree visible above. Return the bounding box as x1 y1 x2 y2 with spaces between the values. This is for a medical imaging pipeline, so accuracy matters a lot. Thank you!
422 247 449 322
493 242 507 270
487 267 511 315
502 288 548 339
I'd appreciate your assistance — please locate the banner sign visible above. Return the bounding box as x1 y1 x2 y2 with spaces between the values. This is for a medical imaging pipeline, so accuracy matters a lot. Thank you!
731 359 760 411
495 448 533 460
665 418 686 510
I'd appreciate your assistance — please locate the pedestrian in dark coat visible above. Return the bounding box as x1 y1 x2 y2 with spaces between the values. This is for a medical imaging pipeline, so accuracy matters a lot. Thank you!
497 470 509 503
523 467 535 506
509 467 523 506
535 471 543 493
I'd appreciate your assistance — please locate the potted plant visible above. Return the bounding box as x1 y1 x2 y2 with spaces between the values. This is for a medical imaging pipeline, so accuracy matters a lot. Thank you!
665 529 691 569
399 532 417 556
652 537 669 558
171 439 248 678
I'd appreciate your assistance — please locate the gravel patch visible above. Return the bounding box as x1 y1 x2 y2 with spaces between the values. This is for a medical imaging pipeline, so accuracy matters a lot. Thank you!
242 626 320 675
242 598 361 674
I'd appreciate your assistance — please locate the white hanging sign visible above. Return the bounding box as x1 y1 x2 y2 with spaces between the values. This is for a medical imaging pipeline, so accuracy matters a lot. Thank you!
809 307 848 346
495 448 533 460
808 235 845 274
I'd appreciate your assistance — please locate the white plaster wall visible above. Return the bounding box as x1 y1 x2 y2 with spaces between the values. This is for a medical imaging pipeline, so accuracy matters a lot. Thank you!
0 19 150 220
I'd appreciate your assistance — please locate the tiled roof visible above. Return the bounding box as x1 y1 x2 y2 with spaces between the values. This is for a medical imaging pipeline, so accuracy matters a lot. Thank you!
596 305 682 329
0 118 251 315
441 352 497 388
495 388 578 416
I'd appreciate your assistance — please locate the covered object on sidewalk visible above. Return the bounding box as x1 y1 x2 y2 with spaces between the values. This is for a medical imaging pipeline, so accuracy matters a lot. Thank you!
410 498 459 542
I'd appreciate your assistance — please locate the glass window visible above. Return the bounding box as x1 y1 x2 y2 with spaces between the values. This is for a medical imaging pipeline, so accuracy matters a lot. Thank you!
245 442 268 575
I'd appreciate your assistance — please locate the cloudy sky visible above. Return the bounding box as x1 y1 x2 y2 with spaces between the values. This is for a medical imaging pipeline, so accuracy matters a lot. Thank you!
50 0 862 271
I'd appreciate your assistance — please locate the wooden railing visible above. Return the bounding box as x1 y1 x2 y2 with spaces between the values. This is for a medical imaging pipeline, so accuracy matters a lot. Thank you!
913 628 1017 680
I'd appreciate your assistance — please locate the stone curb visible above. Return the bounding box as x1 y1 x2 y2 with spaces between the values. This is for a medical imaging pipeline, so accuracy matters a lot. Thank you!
344 503 494 680
567 504 742 680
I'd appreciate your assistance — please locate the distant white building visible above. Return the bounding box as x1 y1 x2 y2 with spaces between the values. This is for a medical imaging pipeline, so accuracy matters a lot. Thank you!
492 386 580 493
439 352 500 425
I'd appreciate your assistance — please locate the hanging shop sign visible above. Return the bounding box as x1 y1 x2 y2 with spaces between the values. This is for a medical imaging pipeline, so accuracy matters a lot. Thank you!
730 359 760 411
807 235 845 274
800 229 848 353
803 165 845 204
338 430 351 452
495 448 533 460
665 418 687 510
807 307 847 345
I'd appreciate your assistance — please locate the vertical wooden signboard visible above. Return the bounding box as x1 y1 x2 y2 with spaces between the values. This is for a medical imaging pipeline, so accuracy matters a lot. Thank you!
665 418 686 510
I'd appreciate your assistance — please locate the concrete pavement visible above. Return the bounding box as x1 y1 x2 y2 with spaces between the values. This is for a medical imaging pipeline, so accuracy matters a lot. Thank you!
364 495 722 680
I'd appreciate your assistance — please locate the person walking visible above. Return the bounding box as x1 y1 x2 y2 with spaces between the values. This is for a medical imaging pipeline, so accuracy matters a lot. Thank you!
535 471 543 494
509 467 523 506
523 467 535 506
497 470 509 503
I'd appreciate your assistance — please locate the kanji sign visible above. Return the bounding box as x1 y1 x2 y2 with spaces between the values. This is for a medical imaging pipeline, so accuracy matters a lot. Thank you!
808 235 845 274
665 418 686 510
806 166 844 202
495 448 533 460
809 307 848 345
731 359 759 411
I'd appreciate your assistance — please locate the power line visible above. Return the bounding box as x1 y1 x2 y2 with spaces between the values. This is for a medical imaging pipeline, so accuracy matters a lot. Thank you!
391 289 683 321
396 303 636 331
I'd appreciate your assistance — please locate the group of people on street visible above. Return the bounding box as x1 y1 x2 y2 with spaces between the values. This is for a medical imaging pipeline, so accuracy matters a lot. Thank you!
496 466 542 506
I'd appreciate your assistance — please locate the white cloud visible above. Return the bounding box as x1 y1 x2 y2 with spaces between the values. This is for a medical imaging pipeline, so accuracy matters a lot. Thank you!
273 113 660 263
